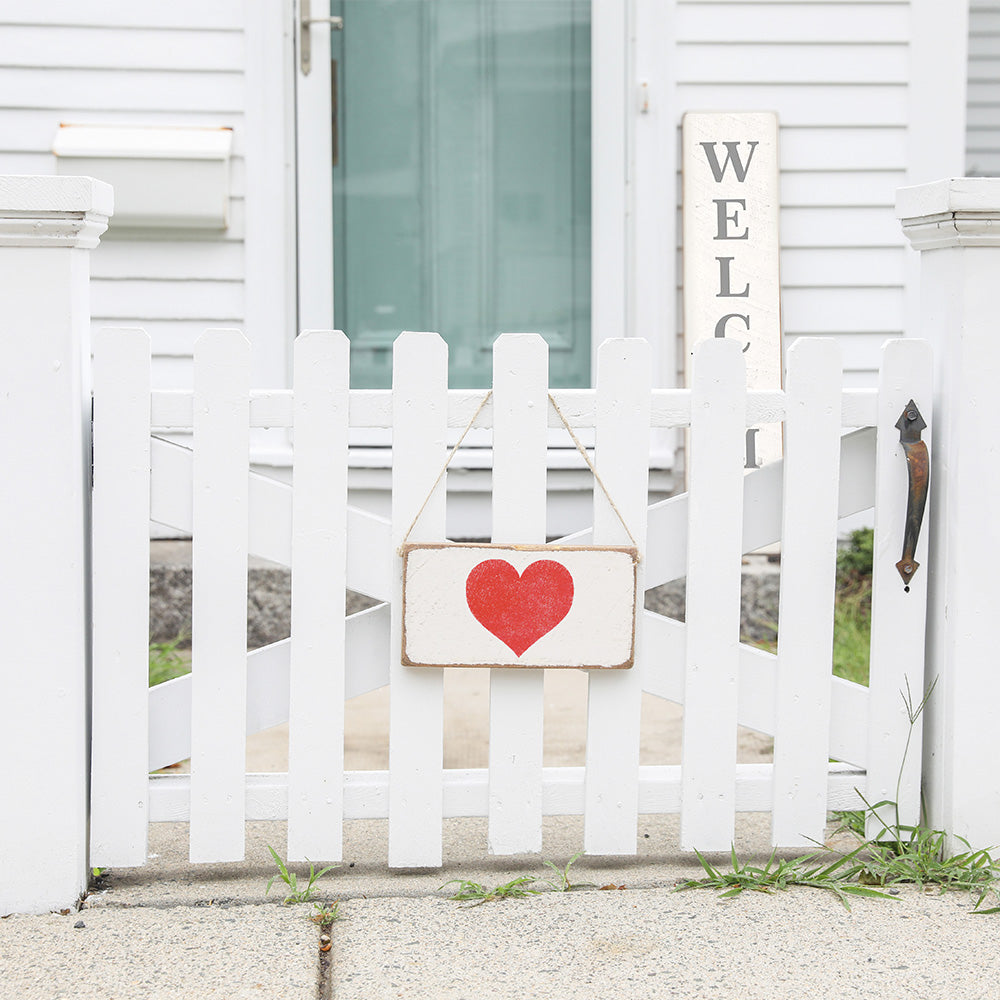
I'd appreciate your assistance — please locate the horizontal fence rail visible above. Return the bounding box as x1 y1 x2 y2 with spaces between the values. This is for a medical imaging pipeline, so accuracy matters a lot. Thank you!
90 330 931 868
147 387 879 431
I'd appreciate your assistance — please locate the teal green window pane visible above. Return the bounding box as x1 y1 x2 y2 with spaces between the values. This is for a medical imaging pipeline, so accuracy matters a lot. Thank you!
332 0 591 388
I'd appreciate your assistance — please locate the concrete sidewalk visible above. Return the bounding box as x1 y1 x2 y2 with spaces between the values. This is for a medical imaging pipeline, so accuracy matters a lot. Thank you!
3 669 996 999
3 815 996 1000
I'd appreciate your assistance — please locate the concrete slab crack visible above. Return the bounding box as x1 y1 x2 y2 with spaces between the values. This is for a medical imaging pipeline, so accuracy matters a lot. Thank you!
317 919 334 1000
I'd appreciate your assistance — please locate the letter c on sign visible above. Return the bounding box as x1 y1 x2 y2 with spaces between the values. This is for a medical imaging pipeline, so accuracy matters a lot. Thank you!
714 313 751 353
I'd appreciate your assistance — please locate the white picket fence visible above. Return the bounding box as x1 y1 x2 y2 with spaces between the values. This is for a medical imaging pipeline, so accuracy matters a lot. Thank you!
89 328 931 869
13 174 1000 917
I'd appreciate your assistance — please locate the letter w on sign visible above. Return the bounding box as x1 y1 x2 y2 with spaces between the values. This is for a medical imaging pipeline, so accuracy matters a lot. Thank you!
401 544 638 669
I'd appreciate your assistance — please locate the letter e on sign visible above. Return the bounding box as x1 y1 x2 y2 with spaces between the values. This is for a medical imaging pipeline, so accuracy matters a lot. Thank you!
682 112 782 466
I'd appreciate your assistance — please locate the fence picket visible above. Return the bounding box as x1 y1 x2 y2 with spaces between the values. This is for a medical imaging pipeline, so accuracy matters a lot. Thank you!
680 339 746 851
772 338 843 846
584 338 651 854
866 339 933 836
189 330 250 863
287 331 350 861
488 334 548 854
90 329 151 868
388 332 448 867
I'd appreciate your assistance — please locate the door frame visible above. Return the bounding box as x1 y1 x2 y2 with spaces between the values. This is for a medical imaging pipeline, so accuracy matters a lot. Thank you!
292 0 665 392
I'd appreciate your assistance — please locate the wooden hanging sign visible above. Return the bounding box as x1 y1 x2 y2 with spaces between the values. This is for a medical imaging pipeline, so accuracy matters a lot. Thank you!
401 543 638 669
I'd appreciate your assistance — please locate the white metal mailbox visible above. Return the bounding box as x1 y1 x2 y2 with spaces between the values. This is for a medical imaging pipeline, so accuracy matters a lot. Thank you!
53 124 232 230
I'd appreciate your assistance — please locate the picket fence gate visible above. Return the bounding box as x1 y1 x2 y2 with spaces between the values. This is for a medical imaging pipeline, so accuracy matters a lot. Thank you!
89 328 931 870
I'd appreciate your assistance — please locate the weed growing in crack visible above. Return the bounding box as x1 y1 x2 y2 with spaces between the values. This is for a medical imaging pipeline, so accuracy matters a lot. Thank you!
265 845 337 905
310 901 342 924
540 852 596 892
673 845 893 911
440 876 542 906
679 679 1000 914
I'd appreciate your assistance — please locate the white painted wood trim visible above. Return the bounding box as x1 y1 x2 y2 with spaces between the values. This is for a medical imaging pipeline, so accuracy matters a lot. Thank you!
388 332 447 867
771 338 842 847
244 0 297 389
149 606 391 773
148 386 877 432
899 183 1000 850
865 339 932 837
680 339 746 851
189 331 250 863
0 197 107 912
287 331 350 861
591 0 629 380
293 0 334 333
904 0 969 364
148 764 868 823
90 329 151 868
585 338 650 855
488 335 547 854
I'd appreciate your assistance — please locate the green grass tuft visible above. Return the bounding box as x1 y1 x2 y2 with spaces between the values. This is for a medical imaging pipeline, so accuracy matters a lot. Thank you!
265 845 338 905
674 845 895 911
439 876 542 906
148 630 191 687
540 852 596 892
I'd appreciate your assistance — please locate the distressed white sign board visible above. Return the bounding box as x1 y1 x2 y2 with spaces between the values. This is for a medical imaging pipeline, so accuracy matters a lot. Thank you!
683 111 782 468
401 544 637 669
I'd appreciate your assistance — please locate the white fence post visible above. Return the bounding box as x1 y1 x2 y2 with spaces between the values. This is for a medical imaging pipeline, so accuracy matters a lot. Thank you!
897 178 1000 850
0 175 112 913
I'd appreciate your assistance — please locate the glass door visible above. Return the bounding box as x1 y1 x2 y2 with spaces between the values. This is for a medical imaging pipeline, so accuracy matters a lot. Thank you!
331 0 591 388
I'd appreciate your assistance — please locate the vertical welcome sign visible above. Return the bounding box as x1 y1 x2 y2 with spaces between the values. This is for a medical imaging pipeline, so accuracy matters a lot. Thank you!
682 112 782 467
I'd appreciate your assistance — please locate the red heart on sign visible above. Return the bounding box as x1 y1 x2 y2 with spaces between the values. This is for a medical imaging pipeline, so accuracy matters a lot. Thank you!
465 559 574 657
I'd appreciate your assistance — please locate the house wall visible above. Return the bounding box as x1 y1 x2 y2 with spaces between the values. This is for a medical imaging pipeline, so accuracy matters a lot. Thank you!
0 1 252 389
672 0 913 389
968 0 1000 175
0 2 975 398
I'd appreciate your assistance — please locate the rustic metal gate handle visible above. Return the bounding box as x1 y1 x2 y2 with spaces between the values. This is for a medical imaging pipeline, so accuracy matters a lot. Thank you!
895 400 929 586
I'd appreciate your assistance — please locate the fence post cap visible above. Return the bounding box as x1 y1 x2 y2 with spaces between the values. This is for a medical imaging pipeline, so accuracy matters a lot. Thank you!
0 174 113 249
896 178 1000 250
895 177 1000 220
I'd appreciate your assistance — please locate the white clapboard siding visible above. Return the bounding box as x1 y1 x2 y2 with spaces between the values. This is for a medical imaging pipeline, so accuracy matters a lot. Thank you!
677 44 907 84
0 1 244 30
780 172 909 208
675 0 910 384
779 128 907 170
91 242 246 282
584 339 650 855
388 333 448 868
866 340 933 837
675 2 909 42
674 84 908 127
780 248 907 287
968 0 1000 176
90 330 151 868
0 5 250 392
189 331 250 862
680 339 746 851
0 25 244 71
771 339 842 846
488 335 548 854
782 288 904 335
287 331 350 862
91 280 244 323
0 68 243 113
